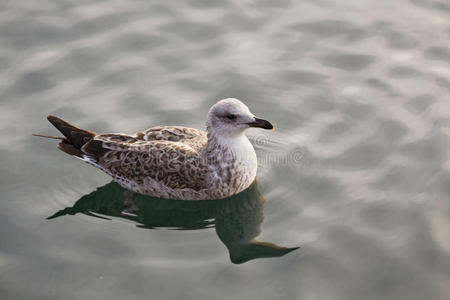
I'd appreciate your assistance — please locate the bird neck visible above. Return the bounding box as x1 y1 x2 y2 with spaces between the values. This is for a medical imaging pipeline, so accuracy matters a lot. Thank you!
202 131 258 197
203 131 257 173
204 131 250 156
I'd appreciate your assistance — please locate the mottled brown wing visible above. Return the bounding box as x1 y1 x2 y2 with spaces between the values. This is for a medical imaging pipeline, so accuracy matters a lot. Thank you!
82 133 208 191
136 126 207 152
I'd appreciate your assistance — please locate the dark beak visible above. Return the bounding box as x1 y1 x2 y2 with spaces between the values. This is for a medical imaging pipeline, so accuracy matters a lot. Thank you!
247 117 274 130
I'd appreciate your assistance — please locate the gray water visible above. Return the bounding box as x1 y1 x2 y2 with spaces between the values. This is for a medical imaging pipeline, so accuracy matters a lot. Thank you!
1 1 450 299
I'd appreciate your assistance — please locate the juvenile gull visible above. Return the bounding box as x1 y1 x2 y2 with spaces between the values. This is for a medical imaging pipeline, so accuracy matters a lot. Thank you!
35 98 273 200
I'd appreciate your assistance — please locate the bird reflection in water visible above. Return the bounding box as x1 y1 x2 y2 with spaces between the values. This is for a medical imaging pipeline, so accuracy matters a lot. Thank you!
48 181 299 264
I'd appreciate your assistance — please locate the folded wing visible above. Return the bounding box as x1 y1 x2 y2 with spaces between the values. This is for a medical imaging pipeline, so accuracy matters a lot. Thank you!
82 131 208 191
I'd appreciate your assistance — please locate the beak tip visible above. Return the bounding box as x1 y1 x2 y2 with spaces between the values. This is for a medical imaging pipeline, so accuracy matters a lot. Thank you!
248 117 273 130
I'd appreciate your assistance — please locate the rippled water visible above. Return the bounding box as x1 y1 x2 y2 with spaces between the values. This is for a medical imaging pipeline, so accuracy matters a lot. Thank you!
1 1 449 299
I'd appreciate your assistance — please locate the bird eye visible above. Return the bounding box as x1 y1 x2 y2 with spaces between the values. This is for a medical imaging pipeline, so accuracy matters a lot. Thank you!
226 114 237 120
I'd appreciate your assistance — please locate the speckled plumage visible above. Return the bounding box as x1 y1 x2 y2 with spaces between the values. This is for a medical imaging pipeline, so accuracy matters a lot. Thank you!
38 98 273 200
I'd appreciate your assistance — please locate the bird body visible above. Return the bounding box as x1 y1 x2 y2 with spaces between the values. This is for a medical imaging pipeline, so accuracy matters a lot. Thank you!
36 98 273 200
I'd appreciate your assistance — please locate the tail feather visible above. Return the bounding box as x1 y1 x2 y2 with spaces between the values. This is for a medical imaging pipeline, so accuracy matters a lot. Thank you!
32 134 66 140
34 115 96 157
57 141 85 157
47 115 96 150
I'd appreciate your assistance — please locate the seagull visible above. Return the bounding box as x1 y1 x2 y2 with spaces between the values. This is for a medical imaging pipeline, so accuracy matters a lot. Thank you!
34 98 273 200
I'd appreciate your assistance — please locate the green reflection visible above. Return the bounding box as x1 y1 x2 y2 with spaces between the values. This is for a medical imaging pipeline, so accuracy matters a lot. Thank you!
48 181 299 264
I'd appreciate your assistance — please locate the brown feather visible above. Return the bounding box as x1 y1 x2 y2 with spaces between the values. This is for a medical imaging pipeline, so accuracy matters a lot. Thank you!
57 141 84 157
81 139 109 159
32 134 66 140
47 115 96 150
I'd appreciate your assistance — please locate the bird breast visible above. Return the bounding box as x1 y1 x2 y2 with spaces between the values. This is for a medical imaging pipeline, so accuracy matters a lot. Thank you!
203 134 258 197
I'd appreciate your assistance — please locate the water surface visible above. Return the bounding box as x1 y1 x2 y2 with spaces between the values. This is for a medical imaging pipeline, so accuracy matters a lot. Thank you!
1 0 449 299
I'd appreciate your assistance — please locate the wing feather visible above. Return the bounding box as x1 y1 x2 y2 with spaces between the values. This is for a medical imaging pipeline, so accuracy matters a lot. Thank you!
81 129 208 191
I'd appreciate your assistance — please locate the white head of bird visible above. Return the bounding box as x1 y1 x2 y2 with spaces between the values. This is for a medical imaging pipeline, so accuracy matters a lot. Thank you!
206 98 273 137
